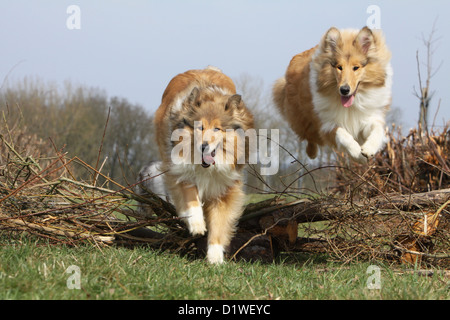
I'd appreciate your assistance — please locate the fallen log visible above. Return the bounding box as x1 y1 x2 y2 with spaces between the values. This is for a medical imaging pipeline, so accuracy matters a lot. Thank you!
120 188 448 265
368 188 450 210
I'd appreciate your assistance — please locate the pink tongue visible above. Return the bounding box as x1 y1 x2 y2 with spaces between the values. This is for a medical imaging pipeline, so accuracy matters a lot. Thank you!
341 95 355 108
203 155 215 165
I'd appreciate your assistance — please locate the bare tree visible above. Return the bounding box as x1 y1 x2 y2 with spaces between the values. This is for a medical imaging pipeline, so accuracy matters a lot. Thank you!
105 97 157 186
0 78 157 186
415 19 443 136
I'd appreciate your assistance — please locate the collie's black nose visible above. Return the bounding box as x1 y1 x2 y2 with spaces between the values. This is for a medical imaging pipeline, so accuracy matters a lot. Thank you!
201 143 209 153
339 85 350 96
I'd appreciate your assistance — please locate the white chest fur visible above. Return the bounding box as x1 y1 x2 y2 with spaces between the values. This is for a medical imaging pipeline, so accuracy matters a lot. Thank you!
170 163 241 201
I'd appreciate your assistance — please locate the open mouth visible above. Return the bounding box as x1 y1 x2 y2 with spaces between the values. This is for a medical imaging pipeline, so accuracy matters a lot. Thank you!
201 149 216 168
340 95 355 108
340 82 360 108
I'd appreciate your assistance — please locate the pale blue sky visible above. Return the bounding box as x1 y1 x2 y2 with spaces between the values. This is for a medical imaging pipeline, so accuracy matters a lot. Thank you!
1 0 449 129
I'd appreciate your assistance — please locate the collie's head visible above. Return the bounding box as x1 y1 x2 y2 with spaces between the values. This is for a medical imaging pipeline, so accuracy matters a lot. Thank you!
169 86 254 170
313 26 391 108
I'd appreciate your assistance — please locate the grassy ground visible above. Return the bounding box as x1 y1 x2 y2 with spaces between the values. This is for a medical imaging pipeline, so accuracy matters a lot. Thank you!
0 234 448 300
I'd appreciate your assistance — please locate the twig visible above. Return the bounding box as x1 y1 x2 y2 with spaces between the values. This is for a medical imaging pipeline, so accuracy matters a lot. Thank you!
94 107 111 187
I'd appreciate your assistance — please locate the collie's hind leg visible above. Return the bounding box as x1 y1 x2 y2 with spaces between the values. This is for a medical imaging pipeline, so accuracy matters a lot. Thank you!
204 185 245 264
169 181 206 236
306 141 318 159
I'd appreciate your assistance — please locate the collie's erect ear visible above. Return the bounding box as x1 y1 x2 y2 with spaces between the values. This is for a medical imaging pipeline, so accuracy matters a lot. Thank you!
355 27 376 55
323 27 341 53
225 94 242 111
186 87 200 107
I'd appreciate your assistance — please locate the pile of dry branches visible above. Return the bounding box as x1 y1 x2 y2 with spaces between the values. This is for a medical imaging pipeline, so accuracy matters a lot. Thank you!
0 128 187 251
327 125 450 266
0 125 449 267
335 125 450 196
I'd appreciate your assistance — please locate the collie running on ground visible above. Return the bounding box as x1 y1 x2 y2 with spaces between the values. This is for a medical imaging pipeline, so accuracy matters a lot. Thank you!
154 66 254 264
273 26 393 162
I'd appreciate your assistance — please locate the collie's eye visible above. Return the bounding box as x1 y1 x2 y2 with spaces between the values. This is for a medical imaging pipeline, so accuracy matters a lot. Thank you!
353 66 360 71
337 65 343 71
213 128 221 132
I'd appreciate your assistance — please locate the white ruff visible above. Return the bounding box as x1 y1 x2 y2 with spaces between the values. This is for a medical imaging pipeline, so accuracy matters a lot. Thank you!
169 163 241 201
309 53 393 144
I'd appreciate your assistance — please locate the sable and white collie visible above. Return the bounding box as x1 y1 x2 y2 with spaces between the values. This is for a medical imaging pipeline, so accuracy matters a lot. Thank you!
154 66 254 264
273 26 393 162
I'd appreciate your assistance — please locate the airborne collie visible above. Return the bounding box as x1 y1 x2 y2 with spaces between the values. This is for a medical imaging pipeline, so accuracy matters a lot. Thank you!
154 66 254 264
273 26 393 162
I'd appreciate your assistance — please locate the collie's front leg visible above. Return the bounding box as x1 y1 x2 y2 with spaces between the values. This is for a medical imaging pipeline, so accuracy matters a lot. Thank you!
361 122 386 159
170 182 206 236
204 185 245 264
335 127 366 163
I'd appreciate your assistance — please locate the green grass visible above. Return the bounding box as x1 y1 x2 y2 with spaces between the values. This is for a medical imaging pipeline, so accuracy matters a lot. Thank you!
0 235 448 300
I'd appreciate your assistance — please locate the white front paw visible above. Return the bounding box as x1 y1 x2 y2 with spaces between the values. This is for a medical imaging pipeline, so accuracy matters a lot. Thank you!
345 142 368 164
181 207 206 236
207 244 225 264
345 141 363 160
336 128 364 162
361 142 379 159
187 216 206 236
